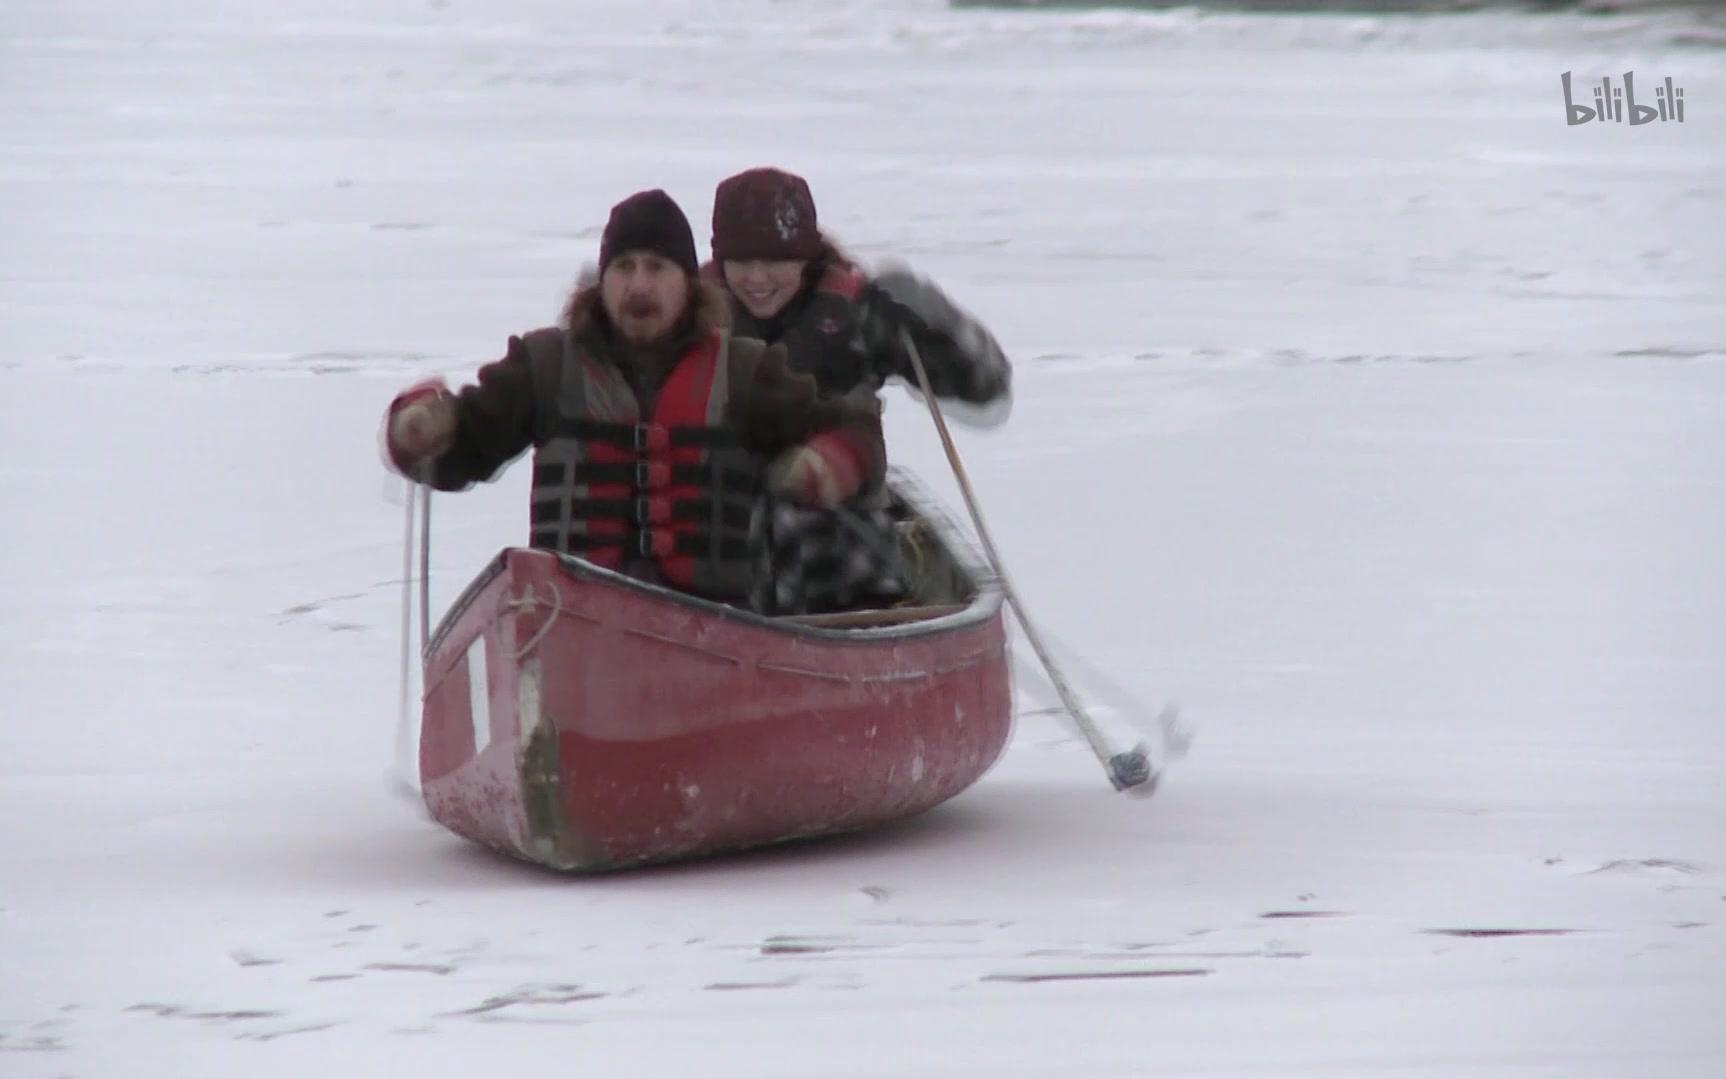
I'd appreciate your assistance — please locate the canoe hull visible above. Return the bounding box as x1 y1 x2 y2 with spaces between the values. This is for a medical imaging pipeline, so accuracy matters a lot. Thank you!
419 543 1011 872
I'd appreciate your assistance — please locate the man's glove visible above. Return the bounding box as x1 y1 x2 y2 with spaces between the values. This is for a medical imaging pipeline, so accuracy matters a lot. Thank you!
384 381 457 474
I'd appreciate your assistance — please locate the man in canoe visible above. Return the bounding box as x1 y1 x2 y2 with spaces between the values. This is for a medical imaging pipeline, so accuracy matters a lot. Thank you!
705 166 1013 423
382 188 896 612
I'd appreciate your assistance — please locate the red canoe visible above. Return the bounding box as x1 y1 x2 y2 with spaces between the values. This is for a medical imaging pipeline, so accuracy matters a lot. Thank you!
417 477 1013 872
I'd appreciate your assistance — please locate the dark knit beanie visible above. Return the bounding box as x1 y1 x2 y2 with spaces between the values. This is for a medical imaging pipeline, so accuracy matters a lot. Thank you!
599 189 699 275
711 167 822 262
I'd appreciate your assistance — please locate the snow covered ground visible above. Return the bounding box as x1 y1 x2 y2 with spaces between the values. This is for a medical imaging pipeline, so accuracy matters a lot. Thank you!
3 1 1724 1075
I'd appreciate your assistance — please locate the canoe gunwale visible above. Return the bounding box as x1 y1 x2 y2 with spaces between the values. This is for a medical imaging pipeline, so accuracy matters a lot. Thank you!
423 469 1004 660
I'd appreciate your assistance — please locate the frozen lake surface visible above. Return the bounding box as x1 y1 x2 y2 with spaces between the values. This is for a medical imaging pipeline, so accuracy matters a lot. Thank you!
2 1 1723 1074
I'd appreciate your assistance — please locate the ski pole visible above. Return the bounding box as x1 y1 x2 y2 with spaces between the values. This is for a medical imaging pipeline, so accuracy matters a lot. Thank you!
898 329 1159 793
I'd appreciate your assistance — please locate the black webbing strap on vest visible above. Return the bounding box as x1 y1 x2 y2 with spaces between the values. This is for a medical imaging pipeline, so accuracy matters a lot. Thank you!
531 497 752 529
530 420 757 562
547 529 752 561
551 419 740 450
532 460 745 490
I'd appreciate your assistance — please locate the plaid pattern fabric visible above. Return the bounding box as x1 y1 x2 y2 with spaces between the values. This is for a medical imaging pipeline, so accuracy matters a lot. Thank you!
748 497 910 616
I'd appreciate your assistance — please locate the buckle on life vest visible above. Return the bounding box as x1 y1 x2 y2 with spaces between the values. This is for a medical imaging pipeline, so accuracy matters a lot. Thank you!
634 496 671 525
636 528 674 557
633 423 670 454
635 460 671 490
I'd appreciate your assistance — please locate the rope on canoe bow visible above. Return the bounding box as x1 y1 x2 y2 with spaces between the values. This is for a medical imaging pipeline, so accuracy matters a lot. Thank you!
506 580 565 661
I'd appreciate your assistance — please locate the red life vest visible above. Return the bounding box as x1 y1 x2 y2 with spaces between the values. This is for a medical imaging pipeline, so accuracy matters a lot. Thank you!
528 331 757 598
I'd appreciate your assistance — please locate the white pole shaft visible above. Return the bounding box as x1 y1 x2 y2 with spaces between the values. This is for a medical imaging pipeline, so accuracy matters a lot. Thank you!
418 485 432 657
396 482 420 795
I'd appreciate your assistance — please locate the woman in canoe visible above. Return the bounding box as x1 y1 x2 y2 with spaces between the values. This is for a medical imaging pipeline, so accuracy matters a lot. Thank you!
701 168 1015 612
704 166 1014 423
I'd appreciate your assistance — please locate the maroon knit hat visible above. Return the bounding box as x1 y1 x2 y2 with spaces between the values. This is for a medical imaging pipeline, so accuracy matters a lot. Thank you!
711 167 822 262
599 189 698 275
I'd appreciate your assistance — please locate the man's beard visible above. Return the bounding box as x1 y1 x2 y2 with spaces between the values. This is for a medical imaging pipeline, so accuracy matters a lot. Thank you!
614 296 683 347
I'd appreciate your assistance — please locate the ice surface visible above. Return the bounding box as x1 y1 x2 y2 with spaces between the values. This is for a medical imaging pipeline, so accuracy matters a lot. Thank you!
2 1 1723 1075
